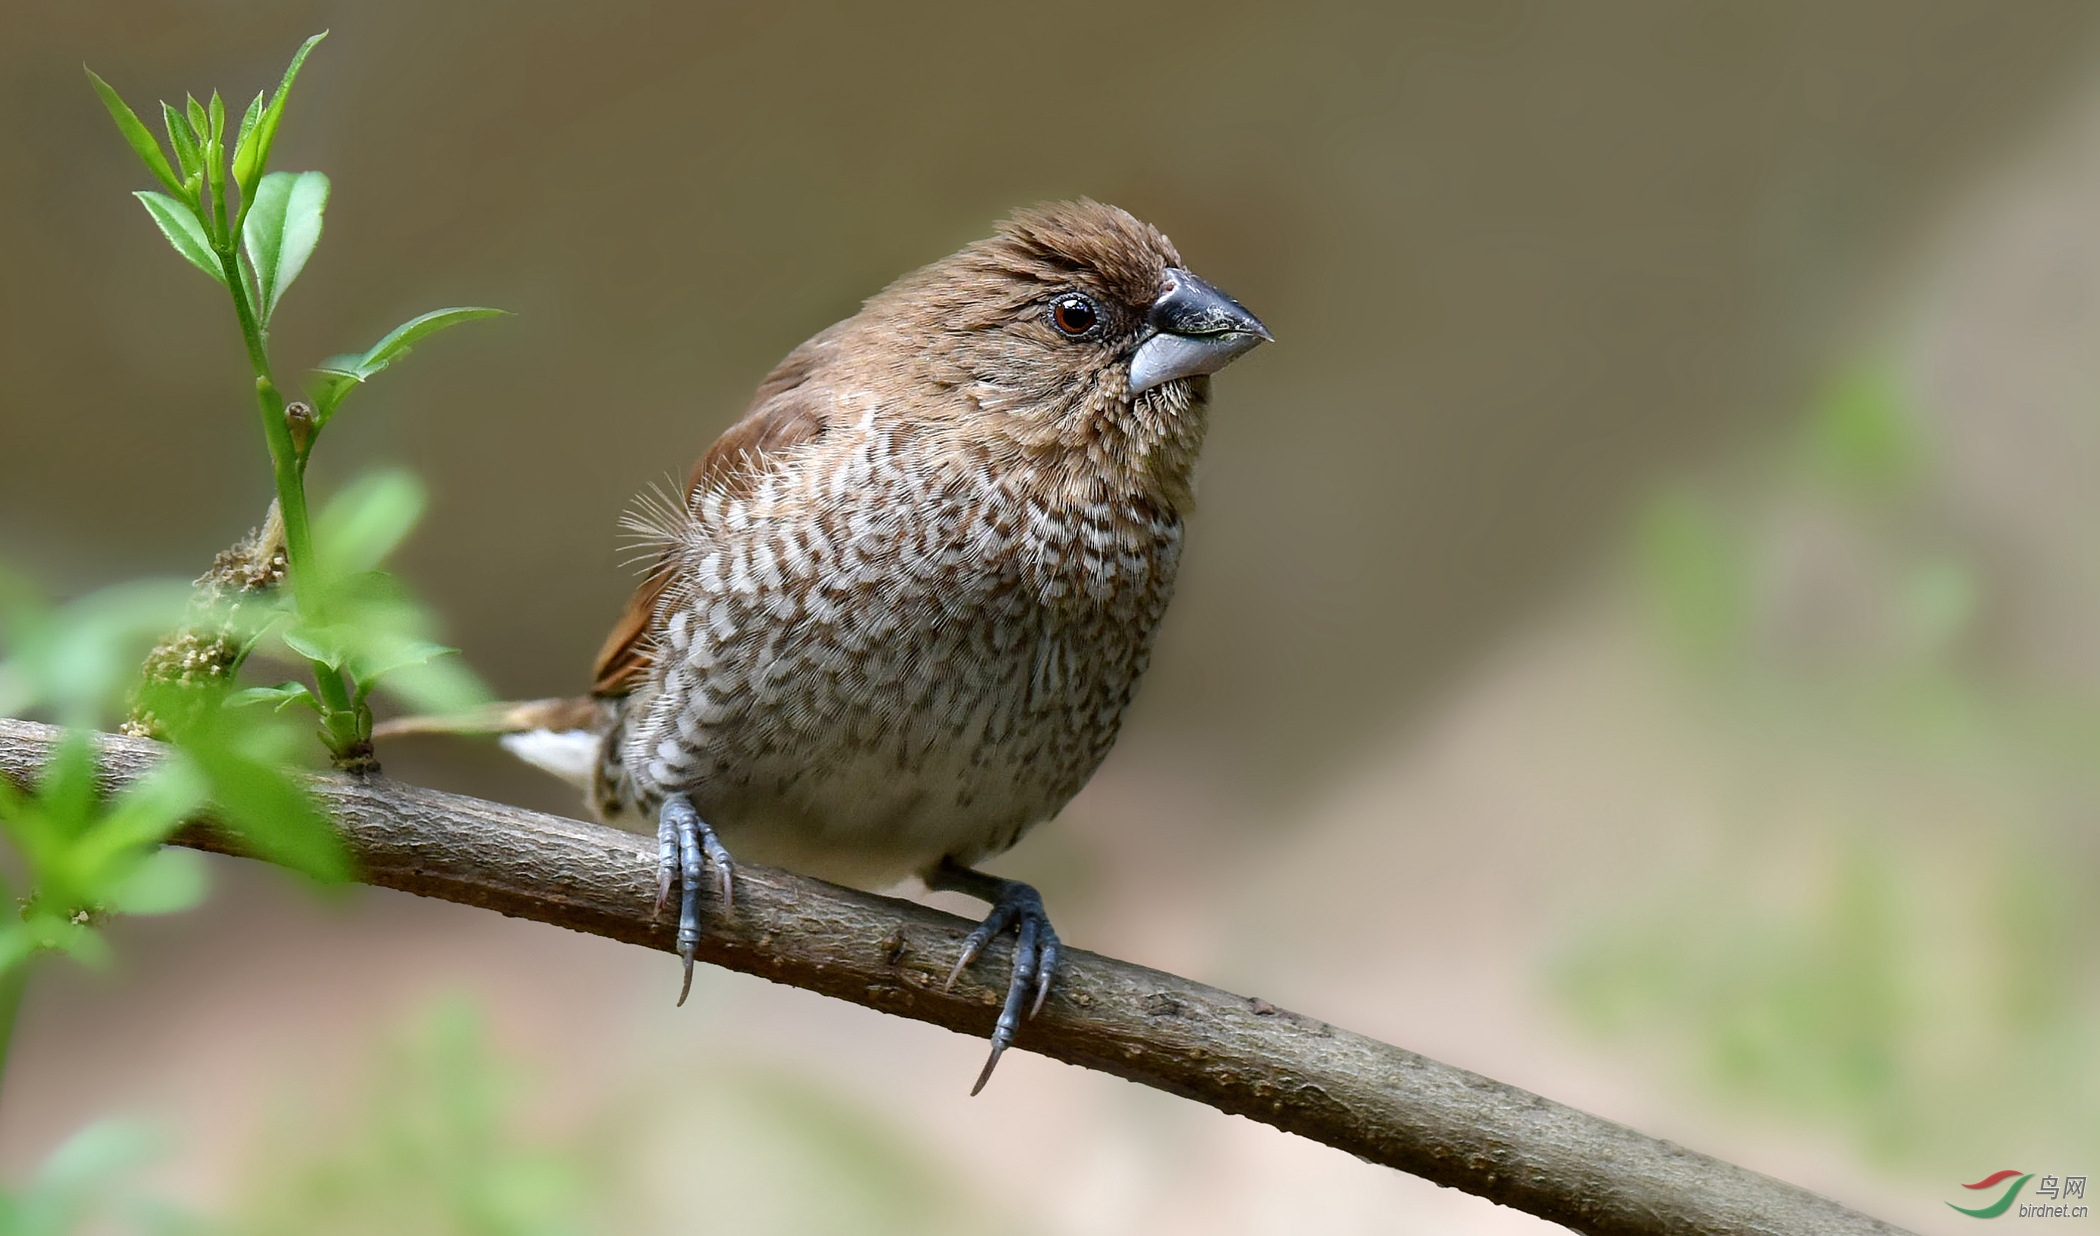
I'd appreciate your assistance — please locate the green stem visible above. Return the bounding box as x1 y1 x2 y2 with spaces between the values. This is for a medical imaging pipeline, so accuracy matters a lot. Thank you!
0 961 30 1109
212 243 367 762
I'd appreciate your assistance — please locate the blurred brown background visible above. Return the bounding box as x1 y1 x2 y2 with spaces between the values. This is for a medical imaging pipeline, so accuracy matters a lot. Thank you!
4 2 2099 1233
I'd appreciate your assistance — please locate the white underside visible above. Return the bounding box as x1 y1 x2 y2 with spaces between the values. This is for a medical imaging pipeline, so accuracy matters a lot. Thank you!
499 729 600 790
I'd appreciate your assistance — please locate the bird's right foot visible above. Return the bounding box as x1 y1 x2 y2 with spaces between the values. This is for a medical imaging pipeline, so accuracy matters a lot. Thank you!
930 859 1063 1096
655 791 735 1006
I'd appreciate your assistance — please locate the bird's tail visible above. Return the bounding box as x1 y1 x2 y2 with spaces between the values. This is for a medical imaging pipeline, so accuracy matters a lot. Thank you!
374 695 610 791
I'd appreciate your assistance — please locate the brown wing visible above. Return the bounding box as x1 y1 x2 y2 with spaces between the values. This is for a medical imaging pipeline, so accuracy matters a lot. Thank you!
590 329 841 696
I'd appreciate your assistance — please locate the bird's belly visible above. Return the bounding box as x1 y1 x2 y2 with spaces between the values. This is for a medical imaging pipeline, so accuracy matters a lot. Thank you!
696 743 1056 889
626 598 1154 890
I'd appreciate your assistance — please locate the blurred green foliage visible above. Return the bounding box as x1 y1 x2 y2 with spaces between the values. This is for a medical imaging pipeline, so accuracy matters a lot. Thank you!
0 574 351 992
2 32 499 1188
0 995 1000 1236
235 1001 600 1236
0 1121 193 1236
1561 362 2100 1170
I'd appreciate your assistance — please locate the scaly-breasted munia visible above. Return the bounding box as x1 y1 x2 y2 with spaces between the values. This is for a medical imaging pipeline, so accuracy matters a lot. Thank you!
421 200 1268 1090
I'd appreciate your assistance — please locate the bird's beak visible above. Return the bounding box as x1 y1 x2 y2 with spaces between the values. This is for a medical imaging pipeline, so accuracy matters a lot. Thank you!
1127 268 1272 395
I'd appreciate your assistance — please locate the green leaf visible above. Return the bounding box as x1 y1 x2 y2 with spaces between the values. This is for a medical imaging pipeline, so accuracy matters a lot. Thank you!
207 90 225 145
1803 364 1922 498
240 170 329 325
185 741 350 883
228 682 323 714
361 306 509 375
0 575 194 729
185 94 208 143
34 731 100 841
280 624 347 671
314 469 425 578
87 756 210 858
352 638 453 684
38 1119 167 1194
84 68 183 195
369 647 489 714
134 192 225 285
146 686 353 884
231 90 265 188
159 101 202 182
106 847 209 915
52 923 112 969
242 32 327 207
309 306 506 421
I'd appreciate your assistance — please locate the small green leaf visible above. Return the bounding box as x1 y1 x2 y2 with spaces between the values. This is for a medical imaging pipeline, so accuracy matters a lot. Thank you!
207 90 225 145
240 170 329 325
34 731 100 840
184 95 208 143
245 32 328 206
0 576 194 727
38 1119 168 1194
84 68 182 195
160 101 202 182
307 367 360 422
231 90 266 196
228 682 323 714
107 847 209 915
87 756 210 858
186 742 351 883
309 307 506 421
280 624 346 671
360 306 508 374
147 686 353 884
134 192 226 285
51 920 112 969
1803 364 1922 498
370 648 489 715
314 470 425 578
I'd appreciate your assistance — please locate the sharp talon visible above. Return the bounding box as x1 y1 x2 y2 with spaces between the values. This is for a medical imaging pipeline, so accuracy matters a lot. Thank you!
944 936 982 991
658 793 736 1007
655 807 678 918
924 864 1062 1094
1030 930 1061 1017
704 833 736 915
969 1042 1005 1097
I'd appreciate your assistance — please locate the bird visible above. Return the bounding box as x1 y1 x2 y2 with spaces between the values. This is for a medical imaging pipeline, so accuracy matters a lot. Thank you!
389 200 1269 1092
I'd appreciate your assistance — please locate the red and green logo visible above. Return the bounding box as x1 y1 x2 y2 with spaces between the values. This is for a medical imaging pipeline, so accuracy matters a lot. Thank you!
1949 1170 2033 1219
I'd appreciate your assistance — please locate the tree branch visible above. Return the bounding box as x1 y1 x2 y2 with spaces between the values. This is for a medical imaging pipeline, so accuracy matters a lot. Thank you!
0 717 1914 1236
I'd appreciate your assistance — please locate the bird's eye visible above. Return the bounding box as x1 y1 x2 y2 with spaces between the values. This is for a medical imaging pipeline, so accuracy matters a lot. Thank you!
1050 294 1098 337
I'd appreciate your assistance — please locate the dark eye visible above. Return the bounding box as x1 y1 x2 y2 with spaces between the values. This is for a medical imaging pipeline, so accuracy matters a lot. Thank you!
1050 294 1098 337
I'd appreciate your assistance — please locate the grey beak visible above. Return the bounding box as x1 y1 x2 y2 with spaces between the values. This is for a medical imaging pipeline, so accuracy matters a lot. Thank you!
1127 268 1272 395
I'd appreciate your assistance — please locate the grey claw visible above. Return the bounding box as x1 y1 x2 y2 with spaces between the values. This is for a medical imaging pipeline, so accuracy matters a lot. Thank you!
654 806 678 916
969 1043 1005 1097
660 792 734 1006
934 873 1060 1095
1030 934 1060 1018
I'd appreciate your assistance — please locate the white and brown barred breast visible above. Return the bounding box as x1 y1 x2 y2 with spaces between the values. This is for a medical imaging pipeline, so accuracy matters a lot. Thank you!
593 404 1186 891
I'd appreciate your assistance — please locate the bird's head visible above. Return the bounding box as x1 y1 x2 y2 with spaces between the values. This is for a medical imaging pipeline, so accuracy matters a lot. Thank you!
861 200 1270 508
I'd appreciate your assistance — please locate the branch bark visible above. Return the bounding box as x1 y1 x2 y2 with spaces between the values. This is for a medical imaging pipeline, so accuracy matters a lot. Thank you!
0 717 1915 1236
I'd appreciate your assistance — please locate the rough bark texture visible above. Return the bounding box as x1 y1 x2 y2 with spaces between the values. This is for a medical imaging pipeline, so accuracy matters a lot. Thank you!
0 717 1915 1236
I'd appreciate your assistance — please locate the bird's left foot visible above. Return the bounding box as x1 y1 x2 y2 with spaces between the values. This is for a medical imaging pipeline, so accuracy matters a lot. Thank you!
656 792 735 1007
930 859 1062 1095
